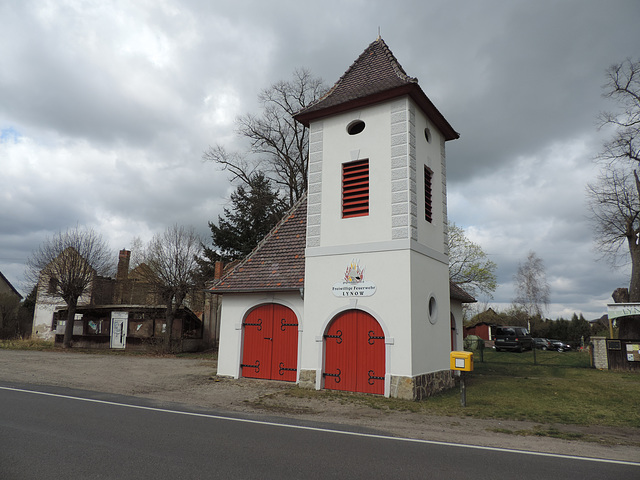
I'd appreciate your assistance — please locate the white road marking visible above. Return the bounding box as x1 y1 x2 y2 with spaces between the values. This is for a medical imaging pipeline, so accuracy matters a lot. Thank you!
1 385 638 467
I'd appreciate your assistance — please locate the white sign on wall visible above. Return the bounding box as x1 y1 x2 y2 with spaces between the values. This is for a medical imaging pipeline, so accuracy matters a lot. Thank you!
110 311 128 349
332 260 376 297
607 303 640 319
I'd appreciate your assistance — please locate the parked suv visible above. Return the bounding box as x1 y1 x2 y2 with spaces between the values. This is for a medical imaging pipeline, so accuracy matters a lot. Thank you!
494 326 533 352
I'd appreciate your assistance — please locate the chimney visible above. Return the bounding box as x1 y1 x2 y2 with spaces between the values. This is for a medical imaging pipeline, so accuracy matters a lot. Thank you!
214 261 224 281
117 249 131 280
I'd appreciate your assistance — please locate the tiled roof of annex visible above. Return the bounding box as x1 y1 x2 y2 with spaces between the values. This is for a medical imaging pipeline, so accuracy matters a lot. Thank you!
209 197 307 293
294 37 459 141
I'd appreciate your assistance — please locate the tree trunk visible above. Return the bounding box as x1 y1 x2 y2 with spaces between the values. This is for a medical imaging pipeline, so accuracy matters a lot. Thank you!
621 236 640 338
63 297 78 348
164 305 175 353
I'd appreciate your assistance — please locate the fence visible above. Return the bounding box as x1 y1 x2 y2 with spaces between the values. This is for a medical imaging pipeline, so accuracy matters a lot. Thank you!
464 338 592 368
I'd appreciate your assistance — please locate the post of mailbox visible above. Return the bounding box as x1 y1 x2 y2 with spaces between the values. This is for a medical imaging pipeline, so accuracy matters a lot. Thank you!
450 351 474 407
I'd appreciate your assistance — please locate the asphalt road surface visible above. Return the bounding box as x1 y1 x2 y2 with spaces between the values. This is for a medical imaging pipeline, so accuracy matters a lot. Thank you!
1 384 638 480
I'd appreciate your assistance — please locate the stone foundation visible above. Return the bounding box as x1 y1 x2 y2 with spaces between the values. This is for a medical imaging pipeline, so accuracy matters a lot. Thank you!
390 370 455 400
298 369 317 389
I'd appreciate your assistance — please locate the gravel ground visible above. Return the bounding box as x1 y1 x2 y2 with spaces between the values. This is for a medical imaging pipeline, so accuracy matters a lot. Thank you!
1 349 638 463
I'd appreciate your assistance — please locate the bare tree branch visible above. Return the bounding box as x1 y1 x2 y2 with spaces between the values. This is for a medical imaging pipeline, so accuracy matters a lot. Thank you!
203 68 326 207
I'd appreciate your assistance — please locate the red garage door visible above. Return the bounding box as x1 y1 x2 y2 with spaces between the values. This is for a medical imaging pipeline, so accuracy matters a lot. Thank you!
241 304 298 382
323 310 385 395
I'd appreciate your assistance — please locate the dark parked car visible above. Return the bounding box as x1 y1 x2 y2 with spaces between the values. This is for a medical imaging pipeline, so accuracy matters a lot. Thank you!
548 339 571 352
533 338 552 350
494 326 533 352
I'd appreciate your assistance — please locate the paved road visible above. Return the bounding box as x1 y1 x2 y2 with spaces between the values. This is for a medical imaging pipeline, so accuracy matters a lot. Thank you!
1 384 638 480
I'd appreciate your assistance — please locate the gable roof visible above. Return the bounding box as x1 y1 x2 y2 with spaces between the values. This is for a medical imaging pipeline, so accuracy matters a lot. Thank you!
0 270 22 299
294 37 459 141
209 197 307 293
209 196 474 303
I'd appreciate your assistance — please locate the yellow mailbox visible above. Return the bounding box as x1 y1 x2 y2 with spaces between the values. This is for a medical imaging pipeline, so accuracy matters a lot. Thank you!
450 351 474 372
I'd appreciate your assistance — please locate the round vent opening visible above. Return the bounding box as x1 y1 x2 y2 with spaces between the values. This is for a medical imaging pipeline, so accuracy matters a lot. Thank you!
428 295 438 324
347 120 366 135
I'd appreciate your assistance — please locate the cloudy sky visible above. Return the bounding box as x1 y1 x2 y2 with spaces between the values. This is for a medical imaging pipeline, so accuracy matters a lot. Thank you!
1 0 638 319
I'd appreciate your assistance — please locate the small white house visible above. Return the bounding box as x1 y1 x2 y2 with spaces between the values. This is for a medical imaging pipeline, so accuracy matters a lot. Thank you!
211 38 474 399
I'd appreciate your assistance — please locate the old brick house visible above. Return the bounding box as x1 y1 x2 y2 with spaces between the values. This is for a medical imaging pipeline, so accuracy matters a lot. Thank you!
33 249 206 351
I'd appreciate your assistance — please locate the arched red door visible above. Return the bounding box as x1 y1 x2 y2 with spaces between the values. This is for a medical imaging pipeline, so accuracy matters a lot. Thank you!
241 304 298 382
323 310 385 395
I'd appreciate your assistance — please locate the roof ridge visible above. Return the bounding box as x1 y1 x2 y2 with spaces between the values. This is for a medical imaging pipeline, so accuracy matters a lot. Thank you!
376 37 417 83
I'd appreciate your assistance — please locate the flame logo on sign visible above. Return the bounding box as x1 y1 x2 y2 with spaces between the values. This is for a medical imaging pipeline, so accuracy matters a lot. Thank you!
344 260 364 284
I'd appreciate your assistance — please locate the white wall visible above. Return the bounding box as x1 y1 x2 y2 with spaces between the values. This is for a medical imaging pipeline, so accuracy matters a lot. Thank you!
409 249 452 376
450 297 465 352
413 100 448 253
314 102 394 247
302 251 412 378
31 275 93 340
303 94 453 392
216 292 304 378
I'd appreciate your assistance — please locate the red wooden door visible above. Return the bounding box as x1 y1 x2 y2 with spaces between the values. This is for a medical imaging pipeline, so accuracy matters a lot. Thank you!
324 310 385 395
241 304 298 382
269 304 299 381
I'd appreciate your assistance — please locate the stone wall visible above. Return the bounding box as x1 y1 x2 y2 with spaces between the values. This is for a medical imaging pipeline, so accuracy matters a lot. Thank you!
591 336 608 370
389 370 455 400
298 369 317 389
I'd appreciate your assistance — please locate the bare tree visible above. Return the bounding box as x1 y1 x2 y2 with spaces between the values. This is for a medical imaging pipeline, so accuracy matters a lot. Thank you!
26 227 113 347
128 236 145 269
143 225 203 351
448 222 497 299
204 68 326 207
598 59 640 167
590 59 640 337
587 167 640 337
587 167 640 269
513 251 550 319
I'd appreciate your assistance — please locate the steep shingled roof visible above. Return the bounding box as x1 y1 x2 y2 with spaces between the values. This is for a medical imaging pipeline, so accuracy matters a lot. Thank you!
209 196 474 303
209 197 307 293
294 37 459 141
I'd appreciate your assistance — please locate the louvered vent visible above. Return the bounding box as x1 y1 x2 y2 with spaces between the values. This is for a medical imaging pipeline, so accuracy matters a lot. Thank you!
424 166 433 223
342 159 369 218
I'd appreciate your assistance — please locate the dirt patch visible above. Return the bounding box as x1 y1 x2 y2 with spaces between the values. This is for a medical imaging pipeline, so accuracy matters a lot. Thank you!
1 349 638 462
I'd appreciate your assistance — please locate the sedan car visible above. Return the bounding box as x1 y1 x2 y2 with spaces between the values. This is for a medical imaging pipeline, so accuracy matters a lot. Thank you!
533 338 552 350
548 339 571 352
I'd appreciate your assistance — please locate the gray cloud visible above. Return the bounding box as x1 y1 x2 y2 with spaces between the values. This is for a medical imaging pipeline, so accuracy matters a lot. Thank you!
1 0 638 320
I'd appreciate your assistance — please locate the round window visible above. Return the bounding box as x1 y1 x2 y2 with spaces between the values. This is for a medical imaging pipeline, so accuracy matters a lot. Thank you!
428 295 438 324
347 120 365 135
424 127 432 143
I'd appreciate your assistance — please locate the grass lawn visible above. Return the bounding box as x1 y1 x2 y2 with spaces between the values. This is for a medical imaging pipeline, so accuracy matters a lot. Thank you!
284 354 640 429
428 359 640 428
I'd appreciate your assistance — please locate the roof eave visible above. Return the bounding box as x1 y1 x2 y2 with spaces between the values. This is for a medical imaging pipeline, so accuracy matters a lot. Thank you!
294 84 459 141
209 287 302 295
